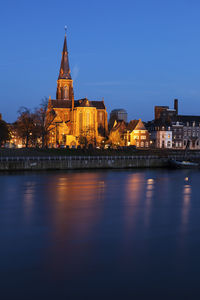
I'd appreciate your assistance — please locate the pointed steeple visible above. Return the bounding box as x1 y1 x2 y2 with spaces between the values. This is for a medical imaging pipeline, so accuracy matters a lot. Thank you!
58 33 72 80
56 29 74 103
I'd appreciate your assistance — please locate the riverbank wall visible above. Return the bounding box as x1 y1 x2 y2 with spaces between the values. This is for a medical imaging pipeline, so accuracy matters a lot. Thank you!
1 154 200 171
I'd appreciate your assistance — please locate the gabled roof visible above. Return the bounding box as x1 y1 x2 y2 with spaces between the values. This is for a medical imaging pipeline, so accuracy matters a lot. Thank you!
110 120 127 133
127 119 146 132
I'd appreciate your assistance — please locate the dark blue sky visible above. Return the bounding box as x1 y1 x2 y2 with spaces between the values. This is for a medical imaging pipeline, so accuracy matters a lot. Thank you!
1 0 200 122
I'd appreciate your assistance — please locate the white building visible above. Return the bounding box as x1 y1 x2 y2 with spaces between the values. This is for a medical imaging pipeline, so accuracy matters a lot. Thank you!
156 126 172 148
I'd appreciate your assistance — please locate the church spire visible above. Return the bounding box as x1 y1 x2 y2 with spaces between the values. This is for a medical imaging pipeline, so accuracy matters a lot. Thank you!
56 29 74 102
58 31 72 80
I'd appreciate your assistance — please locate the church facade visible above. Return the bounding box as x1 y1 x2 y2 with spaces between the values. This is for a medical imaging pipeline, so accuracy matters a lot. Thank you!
47 33 108 147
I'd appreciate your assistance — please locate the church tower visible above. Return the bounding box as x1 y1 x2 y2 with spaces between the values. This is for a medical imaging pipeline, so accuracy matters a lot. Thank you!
56 32 74 108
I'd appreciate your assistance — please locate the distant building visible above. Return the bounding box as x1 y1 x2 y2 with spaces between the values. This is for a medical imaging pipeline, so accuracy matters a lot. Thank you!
172 121 184 149
156 124 172 149
176 117 200 149
154 99 178 122
109 109 127 129
146 120 172 149
149 98 200 149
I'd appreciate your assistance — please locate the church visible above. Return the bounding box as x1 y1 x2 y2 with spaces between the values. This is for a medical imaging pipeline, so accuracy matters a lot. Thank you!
47 33 108 148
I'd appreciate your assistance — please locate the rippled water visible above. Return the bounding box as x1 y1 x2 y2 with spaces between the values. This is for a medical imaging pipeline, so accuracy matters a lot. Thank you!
1 169 200 299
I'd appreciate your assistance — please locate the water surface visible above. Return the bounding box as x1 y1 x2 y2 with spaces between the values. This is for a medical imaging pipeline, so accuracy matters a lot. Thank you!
0 169 200 299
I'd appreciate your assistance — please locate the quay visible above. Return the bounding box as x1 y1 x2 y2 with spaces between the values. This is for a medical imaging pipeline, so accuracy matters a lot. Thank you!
1 151 200 171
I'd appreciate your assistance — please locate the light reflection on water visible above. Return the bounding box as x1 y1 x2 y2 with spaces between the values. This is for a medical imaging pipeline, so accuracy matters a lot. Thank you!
1 169 200 299
182 182 191 226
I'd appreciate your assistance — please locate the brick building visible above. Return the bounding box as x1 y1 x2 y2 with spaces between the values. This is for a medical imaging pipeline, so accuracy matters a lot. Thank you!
47 33 108 148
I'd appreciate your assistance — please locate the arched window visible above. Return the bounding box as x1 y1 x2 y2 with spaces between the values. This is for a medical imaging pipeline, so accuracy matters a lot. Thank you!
79 111 83 133
86 111 90 127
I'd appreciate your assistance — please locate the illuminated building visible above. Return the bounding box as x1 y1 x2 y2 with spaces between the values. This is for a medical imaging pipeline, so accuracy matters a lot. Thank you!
126 119 149 148
47 32 108 147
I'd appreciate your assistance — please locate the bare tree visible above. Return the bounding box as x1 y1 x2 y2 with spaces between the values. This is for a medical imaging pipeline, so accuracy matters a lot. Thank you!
35 97 56 148
15 107 38 147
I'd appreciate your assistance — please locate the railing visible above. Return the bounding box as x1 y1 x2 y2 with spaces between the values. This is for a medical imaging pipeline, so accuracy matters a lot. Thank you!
0 154 200 162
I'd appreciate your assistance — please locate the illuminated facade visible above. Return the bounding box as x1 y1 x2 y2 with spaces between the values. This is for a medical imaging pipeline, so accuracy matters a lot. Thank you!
126 119 149 148
47 33 108 147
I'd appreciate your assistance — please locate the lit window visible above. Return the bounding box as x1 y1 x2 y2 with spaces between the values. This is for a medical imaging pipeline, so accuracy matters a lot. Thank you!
79 111 83 132
86 111 90 126
99 112 103 122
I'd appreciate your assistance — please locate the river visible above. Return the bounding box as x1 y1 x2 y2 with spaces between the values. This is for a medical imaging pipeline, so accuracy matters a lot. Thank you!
0 169 200 299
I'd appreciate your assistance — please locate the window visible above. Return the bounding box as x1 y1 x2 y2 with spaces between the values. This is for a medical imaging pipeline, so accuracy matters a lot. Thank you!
79 111 83 132
145 142 148 147
167 141 171 147
141 141 144 147
141 135 146 140
86 111 90 126
99 112 103 122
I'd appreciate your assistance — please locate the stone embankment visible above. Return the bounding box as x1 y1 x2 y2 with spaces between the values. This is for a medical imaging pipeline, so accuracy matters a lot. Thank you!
0 153 200 171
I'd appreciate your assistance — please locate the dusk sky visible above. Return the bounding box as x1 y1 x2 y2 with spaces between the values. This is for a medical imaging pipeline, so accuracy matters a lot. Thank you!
1 0 200 122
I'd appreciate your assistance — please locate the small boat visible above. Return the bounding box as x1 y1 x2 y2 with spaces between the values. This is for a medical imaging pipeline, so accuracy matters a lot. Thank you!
169 159 199 169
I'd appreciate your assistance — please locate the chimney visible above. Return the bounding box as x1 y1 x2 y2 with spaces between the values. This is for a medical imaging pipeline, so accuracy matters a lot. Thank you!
174 99 178 115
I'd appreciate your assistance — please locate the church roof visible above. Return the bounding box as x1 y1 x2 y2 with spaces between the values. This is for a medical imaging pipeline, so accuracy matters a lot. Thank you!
58 34 72 80
50 98 106 109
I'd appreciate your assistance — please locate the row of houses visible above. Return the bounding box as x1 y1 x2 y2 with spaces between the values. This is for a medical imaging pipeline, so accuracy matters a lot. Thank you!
110 99 200 150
